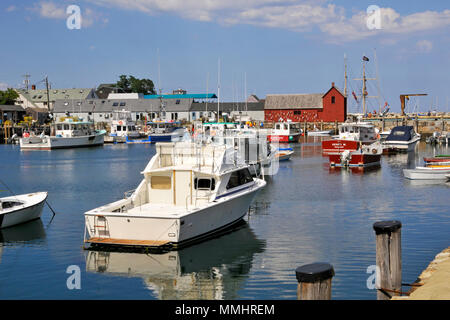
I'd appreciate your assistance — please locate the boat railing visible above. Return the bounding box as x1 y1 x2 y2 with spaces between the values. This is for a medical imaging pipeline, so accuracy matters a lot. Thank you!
123 189 135 199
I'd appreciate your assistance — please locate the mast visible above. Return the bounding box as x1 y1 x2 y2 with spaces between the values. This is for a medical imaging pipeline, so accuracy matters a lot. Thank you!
344 54 348 97
374 48 382 113
217 58 220 122
354 56 377 116
45 76 51 112
245 72 248 115
206 72 209 117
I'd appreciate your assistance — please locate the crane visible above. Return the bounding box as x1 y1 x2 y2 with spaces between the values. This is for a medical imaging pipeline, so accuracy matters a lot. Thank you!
400 94 427 116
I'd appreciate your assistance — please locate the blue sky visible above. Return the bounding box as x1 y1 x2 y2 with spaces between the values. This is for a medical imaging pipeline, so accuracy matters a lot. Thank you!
0 0 449 113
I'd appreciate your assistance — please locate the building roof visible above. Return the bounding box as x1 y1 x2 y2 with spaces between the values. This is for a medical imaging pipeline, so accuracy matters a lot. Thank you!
144 93 217 100
0 105 26 112
191 102 265 112
265 93 323 110
17 88 96 102
53 98 194 114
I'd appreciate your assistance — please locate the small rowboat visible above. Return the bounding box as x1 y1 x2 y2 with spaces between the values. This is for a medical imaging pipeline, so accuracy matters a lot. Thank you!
423 156 450 163
403 167 450 180
0 192 47 228
276 148 294 161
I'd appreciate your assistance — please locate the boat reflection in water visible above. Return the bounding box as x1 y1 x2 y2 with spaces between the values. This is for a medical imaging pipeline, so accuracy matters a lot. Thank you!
85 221 265 300
0 219 46 243
0 219 46 264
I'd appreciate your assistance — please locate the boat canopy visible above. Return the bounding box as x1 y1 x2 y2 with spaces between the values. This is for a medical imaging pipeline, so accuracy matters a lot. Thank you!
385 126 414 142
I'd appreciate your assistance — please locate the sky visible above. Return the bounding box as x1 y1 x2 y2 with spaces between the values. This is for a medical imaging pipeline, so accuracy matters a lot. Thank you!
0 0 449 113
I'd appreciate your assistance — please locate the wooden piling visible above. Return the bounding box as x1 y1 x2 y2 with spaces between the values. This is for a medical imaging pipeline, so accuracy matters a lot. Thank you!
295 263 334 300
373 221 402 300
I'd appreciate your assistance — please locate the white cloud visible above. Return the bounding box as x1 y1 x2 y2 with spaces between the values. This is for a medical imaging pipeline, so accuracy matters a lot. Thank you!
0 82 10 90
30 1 107 28
85 1 450 42
416 40 433 53
6 5 17 12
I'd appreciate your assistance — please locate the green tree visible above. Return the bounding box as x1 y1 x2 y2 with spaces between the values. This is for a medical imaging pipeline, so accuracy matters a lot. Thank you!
0 88 19 105
115 75 156 95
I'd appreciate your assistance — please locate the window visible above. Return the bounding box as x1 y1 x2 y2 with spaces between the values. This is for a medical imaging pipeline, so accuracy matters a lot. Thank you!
112 102 119 106
175 99 180 105
331 96 336 104
64 124 70 130
56 124 63 130
151 176 171 189
171 113 178 120
194 178 215 190
120 102 126 106
294 110 301 115
117 126 121 131
226 169 253 190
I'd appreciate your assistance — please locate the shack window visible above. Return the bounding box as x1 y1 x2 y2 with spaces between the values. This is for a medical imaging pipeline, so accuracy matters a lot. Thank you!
151 176 171 190
195 178 215 190
331 96 336 104
56 124 63 130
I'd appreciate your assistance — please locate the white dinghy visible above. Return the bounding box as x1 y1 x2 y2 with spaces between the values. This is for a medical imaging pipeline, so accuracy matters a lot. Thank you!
0 192 48 228
403 167 450 180
84 142 266 250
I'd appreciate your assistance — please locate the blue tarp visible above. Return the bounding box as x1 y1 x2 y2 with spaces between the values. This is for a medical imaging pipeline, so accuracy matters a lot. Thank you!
385 126 414 142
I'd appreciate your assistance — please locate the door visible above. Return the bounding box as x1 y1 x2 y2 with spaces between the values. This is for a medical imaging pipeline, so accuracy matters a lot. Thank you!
175 170 192 207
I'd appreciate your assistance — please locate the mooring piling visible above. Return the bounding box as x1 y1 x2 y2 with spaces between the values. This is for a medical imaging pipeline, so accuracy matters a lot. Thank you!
373 220 402 300
295 262 335 300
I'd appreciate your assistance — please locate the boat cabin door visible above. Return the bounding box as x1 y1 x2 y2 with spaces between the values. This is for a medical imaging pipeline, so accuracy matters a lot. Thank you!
174 170 192 207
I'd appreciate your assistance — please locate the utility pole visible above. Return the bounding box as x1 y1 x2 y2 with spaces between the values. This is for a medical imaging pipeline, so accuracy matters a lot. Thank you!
344 54 348 97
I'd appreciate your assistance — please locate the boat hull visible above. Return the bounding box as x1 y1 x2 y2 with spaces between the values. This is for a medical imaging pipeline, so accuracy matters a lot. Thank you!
0 192 47 228
329 153 381 167
149 129 186 143
403 168 450 180
20 132 105 150
383 137 420 153
322 140 359 155
85 181 265 248
267 133 301 143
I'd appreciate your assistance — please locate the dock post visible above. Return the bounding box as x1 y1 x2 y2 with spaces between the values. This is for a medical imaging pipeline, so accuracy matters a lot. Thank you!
373 221 402 300
295 263 334 300
334 120 338 134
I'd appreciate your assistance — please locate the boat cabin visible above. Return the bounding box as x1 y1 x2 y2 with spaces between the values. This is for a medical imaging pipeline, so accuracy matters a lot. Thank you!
110 110 139 138
55 118 96 137
147 121 181 134
338 122 378 143
272 122 302 135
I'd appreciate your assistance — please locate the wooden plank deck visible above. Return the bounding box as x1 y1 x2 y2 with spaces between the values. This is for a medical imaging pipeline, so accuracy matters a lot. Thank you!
85 237 170 247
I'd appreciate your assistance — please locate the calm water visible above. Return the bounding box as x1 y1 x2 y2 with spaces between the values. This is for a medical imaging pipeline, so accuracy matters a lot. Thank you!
0 139 449 300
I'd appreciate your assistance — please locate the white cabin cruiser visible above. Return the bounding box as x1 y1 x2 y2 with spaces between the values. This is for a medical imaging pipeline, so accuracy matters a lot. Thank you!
84 142 266 249
0 192 47 228
20 118 106 150
383 126 420 153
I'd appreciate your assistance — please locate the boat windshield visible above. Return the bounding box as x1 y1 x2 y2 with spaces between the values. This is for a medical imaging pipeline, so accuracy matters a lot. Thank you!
1 200 23 209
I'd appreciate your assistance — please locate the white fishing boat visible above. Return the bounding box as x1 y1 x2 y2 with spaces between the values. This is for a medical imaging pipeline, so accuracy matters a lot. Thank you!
446 174 450 181
383 126 421 153
84 142 266 249
403 167 450 180
0 192 47 228
307 125 332 136
110 110 141 139
20 118 106 150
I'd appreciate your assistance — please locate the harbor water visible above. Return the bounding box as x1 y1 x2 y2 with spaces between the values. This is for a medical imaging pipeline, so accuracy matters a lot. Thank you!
0 138 449 299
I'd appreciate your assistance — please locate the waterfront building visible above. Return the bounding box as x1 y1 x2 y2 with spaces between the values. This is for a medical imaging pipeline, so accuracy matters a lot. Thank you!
264 83 347 123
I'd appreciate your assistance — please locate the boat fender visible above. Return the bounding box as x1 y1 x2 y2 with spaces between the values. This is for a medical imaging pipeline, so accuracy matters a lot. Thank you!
372 148 378 154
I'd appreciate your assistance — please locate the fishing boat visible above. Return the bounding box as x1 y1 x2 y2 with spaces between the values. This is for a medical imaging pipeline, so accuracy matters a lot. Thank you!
322 122 382 167
84 142 266 250
147 121 187 143
0 192 47 228
403 167 450 180
267 121 302 143
382 126 421 153
109 110 141 140
307 125 332 136
20 118 106 150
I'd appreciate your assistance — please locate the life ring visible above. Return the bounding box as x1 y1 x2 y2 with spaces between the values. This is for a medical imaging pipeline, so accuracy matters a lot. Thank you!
372 148 378 154
23 132 30 138
118 121 123 125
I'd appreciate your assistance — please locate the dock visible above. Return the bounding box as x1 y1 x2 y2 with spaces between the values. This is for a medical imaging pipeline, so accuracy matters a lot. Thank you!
85 237 170 248
392 247 450 300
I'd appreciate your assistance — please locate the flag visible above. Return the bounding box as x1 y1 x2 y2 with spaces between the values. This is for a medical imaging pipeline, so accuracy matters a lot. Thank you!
363 56 370 61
